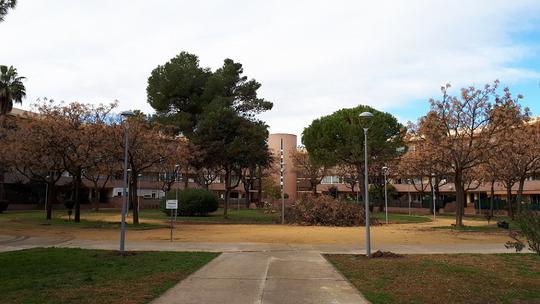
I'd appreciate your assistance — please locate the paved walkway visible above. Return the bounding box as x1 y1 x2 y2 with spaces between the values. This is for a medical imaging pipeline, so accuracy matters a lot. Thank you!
152 250 368 304
0 234 519 254
1 234 524 304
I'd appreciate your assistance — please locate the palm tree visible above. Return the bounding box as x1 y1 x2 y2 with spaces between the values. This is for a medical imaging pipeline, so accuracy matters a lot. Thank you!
0 65 26 118
0 0 17 22
0 64 25 210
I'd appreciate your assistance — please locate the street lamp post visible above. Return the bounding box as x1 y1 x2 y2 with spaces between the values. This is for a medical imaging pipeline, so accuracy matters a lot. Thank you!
359 111 374 258
137 173 142 215
280 138 285 224
119 110 135 255
175 164 180 223
382 166 389 224
431 173 436 220
407 178 412 216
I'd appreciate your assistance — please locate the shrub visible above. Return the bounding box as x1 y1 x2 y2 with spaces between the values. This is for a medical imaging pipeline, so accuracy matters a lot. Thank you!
161 188 218 216
505 209 540 255
285 195 372 226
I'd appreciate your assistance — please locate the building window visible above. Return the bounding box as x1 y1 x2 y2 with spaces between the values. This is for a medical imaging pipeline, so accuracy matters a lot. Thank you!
321 176 343 184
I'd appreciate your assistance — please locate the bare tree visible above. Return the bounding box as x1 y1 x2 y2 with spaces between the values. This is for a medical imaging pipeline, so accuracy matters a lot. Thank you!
415 82 523 226
291 148 327 195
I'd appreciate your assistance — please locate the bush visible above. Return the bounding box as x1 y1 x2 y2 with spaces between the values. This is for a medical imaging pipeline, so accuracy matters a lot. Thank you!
285 195 372 226
0 200 8 213
505 209 540 255
161 188 218 216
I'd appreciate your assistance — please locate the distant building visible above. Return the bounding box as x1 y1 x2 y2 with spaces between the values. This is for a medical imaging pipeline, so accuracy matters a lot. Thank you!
2 108 539 214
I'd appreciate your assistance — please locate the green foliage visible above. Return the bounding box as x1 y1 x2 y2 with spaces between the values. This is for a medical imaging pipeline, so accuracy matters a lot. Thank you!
191 107 272 183
261 177 281 200
147 52 272 136
369 183 397 201
302 105 406 168
0 65 26 116
146 52 211 134
506 210 540 254
161 188 218 216
285 195 367 226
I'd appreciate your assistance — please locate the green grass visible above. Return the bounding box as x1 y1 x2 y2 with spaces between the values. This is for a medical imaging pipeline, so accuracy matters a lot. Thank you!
371 212 432 224
326 253 540 304
142 208 279 224
0 247 219 304
0 210 166 230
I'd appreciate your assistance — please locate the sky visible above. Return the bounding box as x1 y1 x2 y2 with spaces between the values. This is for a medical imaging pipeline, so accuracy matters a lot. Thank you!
2 0 540 140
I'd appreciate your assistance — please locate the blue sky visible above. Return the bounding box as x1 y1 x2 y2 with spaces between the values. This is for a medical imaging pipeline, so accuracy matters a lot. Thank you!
386 22 540 124
1 1 540 137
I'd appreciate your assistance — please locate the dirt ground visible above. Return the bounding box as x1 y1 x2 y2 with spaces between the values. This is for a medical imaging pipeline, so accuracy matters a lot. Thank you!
0 213 511 246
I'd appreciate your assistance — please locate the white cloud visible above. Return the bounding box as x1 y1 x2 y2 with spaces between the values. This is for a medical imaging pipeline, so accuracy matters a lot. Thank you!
1 0 539 138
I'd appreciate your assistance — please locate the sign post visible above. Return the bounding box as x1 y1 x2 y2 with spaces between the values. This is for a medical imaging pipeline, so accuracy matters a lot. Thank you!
166 199 178 242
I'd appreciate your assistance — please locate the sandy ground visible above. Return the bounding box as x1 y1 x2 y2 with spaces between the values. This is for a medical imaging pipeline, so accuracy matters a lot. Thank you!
0 213 511 246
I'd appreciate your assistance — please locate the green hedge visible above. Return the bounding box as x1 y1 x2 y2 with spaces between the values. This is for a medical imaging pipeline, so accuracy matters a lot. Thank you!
474 199 508 211
161 188 218 216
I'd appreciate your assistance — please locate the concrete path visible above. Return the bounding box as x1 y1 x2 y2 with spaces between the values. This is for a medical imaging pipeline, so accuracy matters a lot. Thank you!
0 234 520 254
152 250 368 304
1 234 525 304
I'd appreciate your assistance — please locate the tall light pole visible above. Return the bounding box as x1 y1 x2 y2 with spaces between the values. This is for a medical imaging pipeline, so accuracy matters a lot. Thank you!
407 178 412 216
119 110 134 255
280 138 285 224
382 166 389 225
175 164 180 222
431 173 436 220
359 111 373 257
137 173 142 215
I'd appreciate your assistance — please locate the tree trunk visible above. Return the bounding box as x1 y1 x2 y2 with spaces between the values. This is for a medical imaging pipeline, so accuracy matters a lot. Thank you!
311 180 317 196
183 168 189 189
0 167 5 204
455 172 464 227
92 182 100 212
74 171 82 223
429 178 435 214
506 186 514 220
131 174 139 225
257 167 262 207
490 180 495 217
224 170 230 219
0 117 7 207
516 177 526 214
358 166 366 204
378 182 385 212
46 182 54 220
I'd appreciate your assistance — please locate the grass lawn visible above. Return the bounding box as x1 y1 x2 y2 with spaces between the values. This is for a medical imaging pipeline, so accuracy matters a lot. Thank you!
371 212 432 224
326 253 540 304
141 208 279 224
0 248 219 304
433 217 515 232
432 224 509 232
0 210 166 230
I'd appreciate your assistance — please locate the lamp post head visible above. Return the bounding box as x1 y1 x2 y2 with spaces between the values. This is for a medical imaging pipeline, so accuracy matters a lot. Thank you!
382 166 388 174
359 112 373 132
359 112 374 118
